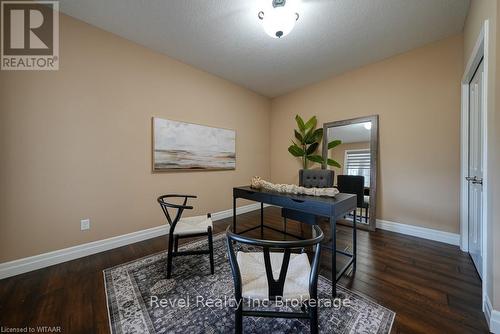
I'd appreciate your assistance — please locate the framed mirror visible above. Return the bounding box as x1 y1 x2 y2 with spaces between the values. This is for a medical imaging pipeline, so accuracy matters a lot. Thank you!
322 115 378 231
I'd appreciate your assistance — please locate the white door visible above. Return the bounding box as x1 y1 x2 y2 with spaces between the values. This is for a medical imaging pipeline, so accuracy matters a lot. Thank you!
467 60 484 278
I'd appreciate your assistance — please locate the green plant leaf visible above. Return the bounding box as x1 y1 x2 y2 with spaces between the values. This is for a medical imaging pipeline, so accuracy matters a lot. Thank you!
304 116 317 130
288 144 305 157
295 115 306 132
313 128 323 141
306 155 324 164
294 130 303 143
305 128 323 144
328 139 342 149
327 159 341 168
303 127 314 144
306 142 319 155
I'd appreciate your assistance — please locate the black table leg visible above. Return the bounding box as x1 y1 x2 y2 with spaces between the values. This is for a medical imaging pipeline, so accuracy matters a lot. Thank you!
233 196 237 233
331 216 337 297
353 209 357 273
260 202 264 237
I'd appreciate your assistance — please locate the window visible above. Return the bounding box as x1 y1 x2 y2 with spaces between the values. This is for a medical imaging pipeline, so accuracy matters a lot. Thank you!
344 149 371 187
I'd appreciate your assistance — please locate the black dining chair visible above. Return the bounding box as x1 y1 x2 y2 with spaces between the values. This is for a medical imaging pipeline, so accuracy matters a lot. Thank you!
336 175 368 223
281 169 334 237
157 195 214 279
226 225 324 334
299 169 335 188
362 192 370 223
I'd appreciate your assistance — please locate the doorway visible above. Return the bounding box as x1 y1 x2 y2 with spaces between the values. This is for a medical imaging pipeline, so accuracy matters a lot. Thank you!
460 20 490 316
467 60 484 277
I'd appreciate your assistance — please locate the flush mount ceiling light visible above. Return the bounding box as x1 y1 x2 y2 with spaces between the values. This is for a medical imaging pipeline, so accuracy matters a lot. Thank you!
258 0 299 39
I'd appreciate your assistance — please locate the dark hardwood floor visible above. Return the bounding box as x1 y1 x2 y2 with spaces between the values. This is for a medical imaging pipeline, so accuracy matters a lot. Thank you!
0 207 489 333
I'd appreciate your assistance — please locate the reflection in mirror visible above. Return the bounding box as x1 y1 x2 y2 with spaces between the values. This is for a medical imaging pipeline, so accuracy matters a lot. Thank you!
323 116 378 230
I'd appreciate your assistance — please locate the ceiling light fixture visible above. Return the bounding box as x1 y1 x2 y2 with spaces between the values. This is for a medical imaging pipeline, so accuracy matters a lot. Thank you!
258 0 299 39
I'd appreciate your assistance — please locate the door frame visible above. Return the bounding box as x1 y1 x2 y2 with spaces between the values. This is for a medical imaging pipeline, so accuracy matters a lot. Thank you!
460 20 489 310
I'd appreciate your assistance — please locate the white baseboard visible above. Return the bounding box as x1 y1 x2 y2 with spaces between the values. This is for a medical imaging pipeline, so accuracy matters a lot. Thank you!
485 294 500 333
376 219 460 246
492 312 500 334
485 294 492 327
0 203 262 280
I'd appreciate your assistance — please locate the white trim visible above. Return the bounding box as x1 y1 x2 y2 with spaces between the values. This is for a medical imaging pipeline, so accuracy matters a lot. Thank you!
485 294 500 333
0 203 263 280
460 19 490 320
0 225 168 280
493 312 500 334
376 219 460 246
460 81 470 252
485 295 492 327
490 310 500 334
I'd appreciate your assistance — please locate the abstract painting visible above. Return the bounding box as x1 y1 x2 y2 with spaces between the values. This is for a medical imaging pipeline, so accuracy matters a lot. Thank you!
152 117 236 171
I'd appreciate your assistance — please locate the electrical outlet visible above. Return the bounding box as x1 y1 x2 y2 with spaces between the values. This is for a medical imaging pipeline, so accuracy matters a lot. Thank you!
80 219 90 231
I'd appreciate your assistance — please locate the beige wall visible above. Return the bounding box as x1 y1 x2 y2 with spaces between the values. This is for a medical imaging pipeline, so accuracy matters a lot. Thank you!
0 14 271 262
463 0 499 311
329 142 370 180
270 34 463 234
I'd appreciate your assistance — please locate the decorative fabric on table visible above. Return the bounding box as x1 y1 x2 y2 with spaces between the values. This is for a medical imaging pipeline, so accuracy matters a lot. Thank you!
250 176 339 197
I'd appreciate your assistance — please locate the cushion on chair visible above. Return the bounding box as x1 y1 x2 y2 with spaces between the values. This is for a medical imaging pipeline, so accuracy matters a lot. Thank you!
299 169 334 188
236 251 311 300
172 215 212 235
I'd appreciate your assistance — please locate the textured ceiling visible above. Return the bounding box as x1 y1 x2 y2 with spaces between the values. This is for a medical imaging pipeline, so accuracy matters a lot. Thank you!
58 0 470 97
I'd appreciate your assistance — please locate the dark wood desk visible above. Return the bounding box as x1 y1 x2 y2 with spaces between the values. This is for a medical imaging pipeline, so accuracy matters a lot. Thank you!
233 186 357 297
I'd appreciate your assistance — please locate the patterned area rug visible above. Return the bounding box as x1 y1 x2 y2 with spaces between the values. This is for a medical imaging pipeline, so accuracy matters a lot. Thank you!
104 233 395 334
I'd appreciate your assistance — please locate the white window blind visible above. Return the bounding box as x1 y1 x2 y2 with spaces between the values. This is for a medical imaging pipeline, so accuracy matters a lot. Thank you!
344 149 371 187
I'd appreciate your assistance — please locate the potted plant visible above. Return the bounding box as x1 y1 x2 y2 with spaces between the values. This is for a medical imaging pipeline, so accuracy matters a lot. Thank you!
288 115 341 169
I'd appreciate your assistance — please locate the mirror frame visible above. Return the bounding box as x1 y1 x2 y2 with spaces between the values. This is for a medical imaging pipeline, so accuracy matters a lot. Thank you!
322 115 379 231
